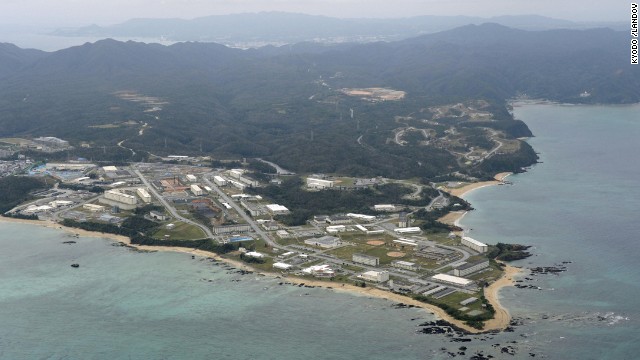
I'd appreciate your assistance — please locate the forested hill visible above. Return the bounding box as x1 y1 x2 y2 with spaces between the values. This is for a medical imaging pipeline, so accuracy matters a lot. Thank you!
0 24 637 179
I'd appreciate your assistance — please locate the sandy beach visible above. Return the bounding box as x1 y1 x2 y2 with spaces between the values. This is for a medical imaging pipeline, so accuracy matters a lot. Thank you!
443 172 512 198
1 215 519 333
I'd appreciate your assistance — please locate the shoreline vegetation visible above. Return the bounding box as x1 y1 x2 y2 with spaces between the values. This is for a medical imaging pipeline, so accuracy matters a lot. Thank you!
0 174 522 334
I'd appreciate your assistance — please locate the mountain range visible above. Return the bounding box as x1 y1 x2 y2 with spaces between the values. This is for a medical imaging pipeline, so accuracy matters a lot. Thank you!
51 12 626 45
0 23 637 179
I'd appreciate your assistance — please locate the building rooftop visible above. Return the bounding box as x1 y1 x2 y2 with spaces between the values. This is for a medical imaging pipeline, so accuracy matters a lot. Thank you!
462 236 488 247
431 274 473 286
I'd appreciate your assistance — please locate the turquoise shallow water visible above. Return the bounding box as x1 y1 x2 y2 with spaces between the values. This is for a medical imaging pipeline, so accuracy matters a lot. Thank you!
1 103 639 359
462 103 640 359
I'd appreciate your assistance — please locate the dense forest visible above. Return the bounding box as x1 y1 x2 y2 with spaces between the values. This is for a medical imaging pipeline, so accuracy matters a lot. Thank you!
1 24 637 180
0 176 51 213
252 177 439 225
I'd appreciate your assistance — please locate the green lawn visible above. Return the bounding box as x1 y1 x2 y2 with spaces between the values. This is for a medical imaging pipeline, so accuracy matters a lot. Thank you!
153 221 206 240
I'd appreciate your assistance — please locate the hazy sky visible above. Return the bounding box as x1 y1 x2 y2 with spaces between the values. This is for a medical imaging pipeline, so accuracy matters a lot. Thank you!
0 0 627 27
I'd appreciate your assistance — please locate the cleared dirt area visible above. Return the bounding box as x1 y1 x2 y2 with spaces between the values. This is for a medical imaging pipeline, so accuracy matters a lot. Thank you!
387 251 405 258
367 240 385 246
340 87 406 101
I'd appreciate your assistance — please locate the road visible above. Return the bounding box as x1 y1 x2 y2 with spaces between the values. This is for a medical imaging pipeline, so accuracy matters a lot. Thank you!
133 168 215 240
201 175 278 247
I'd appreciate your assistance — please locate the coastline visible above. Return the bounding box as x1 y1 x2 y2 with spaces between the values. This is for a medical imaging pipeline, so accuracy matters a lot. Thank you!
0 215 518 333
437 171 520 329
443 172 512 198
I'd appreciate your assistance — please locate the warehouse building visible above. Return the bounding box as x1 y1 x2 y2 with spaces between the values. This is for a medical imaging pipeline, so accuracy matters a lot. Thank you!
304 236 341 249
266 204 289 215
431 273 473 287
306 177 335 189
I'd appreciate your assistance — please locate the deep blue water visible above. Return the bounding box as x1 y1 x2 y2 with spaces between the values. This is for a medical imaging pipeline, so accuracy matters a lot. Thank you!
0 102 638 359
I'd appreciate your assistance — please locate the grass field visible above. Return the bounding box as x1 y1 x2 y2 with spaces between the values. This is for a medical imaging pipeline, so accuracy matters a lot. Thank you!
153 221 206 240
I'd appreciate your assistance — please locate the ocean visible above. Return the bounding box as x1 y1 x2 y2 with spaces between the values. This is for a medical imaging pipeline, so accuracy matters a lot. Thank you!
0 102 638 359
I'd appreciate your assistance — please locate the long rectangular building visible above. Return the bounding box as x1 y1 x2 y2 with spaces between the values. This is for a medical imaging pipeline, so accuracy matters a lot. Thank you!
453 260 490 277
353 253 380 266
104 189 137 205
461 236 488 253
191 184 203 196
306 177 335 189
213 175 227 186
213 224 252 235
136 188 152 203
431 273 473 287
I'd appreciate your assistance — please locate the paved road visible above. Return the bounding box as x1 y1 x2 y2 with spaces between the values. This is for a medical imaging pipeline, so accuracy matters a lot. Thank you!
201 175 277 247
133 168 215 240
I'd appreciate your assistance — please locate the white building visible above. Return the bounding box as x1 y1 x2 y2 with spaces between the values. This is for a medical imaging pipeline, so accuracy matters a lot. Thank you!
266 204 289 215
353 253 380 266
461 236 488 253
49 200 73 208
83 204 105 212
346 213 376 222
228 169 244 179
245 251 264 259
326 225 346 233
273 262 293 270
104 190 137 205
306 177 335 189
358 270 389 283
136 188 152 203
213 176 227 186
276 230 291 238
186 174 197 182
239 175 259 187
229 179 247 190
304 236 341 249
190 184 204 196
394 227 422 234
374 204 396 212
302 264 335 278
453 260 490 277
431 273 473 287
392 260 419 271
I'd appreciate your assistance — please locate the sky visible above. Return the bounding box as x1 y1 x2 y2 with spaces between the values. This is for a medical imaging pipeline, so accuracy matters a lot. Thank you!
0 0 627 28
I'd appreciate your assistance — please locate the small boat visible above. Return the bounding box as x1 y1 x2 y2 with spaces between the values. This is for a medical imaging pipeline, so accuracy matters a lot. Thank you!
71 264 80 268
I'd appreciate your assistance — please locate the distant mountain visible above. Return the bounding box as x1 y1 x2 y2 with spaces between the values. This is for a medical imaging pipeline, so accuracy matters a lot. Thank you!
51 12 626 46
0 43 45 78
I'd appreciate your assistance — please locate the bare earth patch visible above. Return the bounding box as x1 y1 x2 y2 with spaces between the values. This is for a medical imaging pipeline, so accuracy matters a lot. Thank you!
367 240 385 246
387 251 405 258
